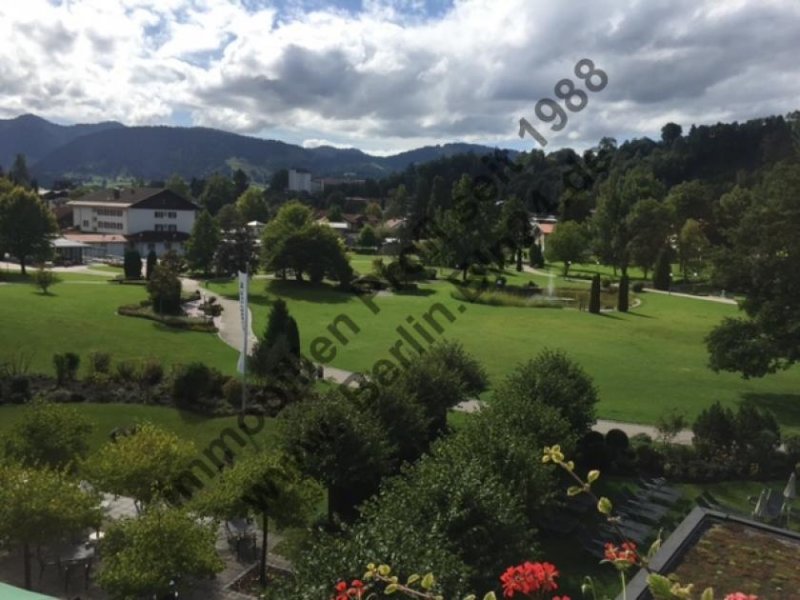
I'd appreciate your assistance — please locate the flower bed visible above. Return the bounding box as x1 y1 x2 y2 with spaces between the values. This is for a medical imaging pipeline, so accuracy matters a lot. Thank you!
117 304 217 332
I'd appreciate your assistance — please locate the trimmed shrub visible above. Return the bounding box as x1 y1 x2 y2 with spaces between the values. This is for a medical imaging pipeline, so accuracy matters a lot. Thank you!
88 352 112 376
222 377 243 408
171 362 225 409
601 278 611 289
605 428 630 453
8 376 30 403
172 362 212 406
53 352 80 385
115 360 139 383
139 359 164 387
632 282 644 293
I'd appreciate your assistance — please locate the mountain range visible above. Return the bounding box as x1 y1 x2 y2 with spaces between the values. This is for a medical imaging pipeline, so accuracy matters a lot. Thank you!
0 114 510 185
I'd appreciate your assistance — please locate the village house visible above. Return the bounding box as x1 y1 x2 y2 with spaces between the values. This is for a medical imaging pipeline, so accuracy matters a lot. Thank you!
531 215 557 253
64 187 198 259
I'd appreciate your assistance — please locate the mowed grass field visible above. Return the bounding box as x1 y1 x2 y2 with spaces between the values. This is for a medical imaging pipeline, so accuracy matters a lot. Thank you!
207 259 800 432
0 403 277 455
0 271 237 375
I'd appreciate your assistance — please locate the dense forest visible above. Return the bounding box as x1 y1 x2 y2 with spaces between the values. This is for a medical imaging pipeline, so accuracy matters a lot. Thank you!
376 112 799 220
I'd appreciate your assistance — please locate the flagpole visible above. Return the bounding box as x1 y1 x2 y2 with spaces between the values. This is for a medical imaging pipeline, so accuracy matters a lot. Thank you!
242 263 249 414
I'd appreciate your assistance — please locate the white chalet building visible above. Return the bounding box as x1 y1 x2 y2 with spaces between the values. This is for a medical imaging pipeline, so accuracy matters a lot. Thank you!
66 188 198 258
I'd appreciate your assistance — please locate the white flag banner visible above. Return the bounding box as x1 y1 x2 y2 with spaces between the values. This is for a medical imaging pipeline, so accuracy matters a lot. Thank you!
237 271 249 374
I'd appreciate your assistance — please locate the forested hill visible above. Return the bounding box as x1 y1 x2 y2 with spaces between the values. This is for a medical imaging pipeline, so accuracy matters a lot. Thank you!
0 114 503 184
0 114 124 168
381 112 800 220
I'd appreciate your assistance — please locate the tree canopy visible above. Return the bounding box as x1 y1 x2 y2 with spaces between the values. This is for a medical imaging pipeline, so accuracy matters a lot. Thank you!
0 185 57 274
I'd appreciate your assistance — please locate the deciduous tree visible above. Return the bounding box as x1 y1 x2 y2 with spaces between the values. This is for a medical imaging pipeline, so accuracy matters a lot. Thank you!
281 391 393 523
0 186 57 274
3 401 92 470
193 452 321 586
0 464 101 589
98 505 222 598
544 221 588 276
185 210 220 275
84 423 197 510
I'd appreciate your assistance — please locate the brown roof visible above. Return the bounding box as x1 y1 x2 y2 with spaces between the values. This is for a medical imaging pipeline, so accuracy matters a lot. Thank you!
63 232 127 244
537 223 556 235
68 188 197 210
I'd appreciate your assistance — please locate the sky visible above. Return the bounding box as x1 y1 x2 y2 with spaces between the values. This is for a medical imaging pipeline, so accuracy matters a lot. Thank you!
0 0 798 156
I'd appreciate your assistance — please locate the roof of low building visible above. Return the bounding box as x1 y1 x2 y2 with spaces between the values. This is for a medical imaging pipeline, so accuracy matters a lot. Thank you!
52 236 91 248
625 506 800 599
62 232 128 244
67 188 197 210
536 223 556 235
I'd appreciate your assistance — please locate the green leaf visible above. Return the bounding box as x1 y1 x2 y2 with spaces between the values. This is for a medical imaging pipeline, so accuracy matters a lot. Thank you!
482 593 497 600
406 574 420 586
700 588 714 600
567 485 584 497
463 596 476 600
646 574 675 600
647 536 663 560
597 496 613 515
384 583 399 594
421 572 435 590
587 469 600 483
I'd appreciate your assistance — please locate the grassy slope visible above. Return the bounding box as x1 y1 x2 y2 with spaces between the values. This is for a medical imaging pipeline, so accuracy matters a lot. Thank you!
0 273 237 375
0 403 277 455
206 262 800 431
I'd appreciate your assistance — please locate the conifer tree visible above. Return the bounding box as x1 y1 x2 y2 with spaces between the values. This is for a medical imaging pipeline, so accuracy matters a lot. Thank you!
618 274 629 312
653 247 672 291
589 274 601 314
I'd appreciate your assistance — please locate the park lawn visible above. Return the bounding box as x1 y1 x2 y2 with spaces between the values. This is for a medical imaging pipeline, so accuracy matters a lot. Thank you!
87 264 124 274
205 276 800 433
0 275 237 375
0 403 278 455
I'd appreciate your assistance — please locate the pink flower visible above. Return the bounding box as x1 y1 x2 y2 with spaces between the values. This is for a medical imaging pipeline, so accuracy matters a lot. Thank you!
724 594 758 600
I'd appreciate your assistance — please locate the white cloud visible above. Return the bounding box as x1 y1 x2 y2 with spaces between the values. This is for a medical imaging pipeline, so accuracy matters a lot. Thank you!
0 0 797 154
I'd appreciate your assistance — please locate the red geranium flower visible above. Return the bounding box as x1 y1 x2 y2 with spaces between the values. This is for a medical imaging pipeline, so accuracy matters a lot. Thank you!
333 579 365 600
603 541 638 565
724 594 758 600
500 561 560 597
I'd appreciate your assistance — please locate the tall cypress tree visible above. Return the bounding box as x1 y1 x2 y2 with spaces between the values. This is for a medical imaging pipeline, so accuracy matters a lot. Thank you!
529 242 545 268
618 274 629 312
589 274 601 314
250 299 291 378
123 248 142 279
286 316 301 357
653 247 672 291
146 250 157 280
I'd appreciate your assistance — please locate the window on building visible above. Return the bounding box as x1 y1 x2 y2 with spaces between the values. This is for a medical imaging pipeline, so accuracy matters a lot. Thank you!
147 243 155 251
154 211 165 218
82 220 89 227
167 225 177 232
167 211 177 219
155 224 165 232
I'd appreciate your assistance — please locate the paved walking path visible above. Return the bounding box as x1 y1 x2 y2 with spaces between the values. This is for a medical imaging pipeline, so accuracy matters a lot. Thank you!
642 287 737 305
453 399 693 444
183 278 259 355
